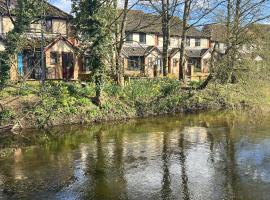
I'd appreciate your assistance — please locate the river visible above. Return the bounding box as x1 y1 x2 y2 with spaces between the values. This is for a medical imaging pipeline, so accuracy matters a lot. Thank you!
0 111 270 200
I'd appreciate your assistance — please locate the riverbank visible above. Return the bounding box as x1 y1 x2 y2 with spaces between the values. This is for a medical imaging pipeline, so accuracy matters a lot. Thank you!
0 78 269 130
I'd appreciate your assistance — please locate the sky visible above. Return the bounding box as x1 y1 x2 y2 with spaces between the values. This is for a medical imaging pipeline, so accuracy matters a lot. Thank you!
50 0 270 24
50 0 72 13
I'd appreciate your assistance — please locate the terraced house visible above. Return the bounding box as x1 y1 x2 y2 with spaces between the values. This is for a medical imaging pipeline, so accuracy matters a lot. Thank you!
122 10 212 80
0 0 81 81
0 3 213 82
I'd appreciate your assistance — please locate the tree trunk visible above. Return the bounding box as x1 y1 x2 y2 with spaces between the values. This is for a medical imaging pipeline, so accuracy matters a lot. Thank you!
162 0 170 77
179 0 191 81
115 0 129 86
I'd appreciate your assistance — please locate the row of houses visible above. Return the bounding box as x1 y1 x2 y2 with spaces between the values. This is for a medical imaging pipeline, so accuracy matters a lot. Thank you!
0 1 265 82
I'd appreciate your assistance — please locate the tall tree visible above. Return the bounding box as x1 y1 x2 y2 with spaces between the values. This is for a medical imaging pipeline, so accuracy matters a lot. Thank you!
178 0 192 80
217 0 270 83
113 0 130 86
143 0 179 77
178 0 223 81
72 0 114 106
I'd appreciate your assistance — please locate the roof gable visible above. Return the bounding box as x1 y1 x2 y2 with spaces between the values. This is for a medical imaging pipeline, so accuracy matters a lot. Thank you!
44 36 77 52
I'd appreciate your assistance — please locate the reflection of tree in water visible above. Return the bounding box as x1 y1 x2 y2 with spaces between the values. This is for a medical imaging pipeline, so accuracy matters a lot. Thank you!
224 122 238 200
85 127 128 200
206 129 215 164
179 132 190 200
112 130 128 199
161 132 172 200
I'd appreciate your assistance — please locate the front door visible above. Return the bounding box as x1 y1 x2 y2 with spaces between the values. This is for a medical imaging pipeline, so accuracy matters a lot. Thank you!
17 53 23 76
62 52 74 80
187 64 192 77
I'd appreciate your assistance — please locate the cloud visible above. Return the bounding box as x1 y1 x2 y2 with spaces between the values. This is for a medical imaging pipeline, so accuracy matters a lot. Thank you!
50 0 72 13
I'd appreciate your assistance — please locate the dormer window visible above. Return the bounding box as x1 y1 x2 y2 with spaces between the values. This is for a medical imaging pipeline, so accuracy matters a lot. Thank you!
139 33 146 44
126 32 133 43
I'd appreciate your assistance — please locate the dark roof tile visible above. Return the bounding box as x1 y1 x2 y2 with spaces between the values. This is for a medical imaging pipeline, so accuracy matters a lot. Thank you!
125 10 208 38
202 24 227 42
186 48 210 58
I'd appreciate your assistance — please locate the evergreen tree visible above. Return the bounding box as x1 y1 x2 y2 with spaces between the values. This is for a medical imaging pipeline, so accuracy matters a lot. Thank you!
72 0 114 106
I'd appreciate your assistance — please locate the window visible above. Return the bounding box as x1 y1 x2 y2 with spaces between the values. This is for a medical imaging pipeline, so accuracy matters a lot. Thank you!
50 52 58 64
128 56 143 71
82 57 93 71
43 19 53 33
195 38 201 47
186 38 190 47
173 58 178 67
126 32 133 43
139 33 146 44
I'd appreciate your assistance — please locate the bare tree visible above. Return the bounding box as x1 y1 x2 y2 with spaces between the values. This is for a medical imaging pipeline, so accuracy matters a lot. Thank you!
225 0 270 82
140 0 180 77
177 0 224 81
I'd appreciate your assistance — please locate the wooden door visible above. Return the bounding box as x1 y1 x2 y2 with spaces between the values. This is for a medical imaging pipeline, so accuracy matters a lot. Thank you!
62 52 74 80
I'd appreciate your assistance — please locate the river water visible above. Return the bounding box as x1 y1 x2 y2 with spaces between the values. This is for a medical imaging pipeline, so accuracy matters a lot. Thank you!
0 111 270 200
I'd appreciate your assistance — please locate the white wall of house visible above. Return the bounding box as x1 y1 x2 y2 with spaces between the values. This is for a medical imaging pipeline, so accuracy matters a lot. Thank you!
52 19 68 35
2 17 14 34
124 32 210 49
0 16 68 36
211 41 226 53
0 41 5 51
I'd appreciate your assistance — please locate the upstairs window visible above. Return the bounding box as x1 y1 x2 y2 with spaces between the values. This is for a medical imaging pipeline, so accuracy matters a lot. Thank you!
139 33 146 44
195 38 201 47
126 32 133 43
186 38 190 47
50 52 58 64
44 19 53 33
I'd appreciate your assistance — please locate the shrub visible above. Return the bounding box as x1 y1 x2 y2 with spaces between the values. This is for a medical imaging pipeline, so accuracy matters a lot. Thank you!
0 108 15 125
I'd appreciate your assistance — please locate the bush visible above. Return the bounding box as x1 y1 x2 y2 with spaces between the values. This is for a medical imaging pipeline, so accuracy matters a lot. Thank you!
0 108 15 125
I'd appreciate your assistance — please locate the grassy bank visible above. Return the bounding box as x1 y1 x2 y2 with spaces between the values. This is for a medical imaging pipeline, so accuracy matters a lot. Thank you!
0 78 269 129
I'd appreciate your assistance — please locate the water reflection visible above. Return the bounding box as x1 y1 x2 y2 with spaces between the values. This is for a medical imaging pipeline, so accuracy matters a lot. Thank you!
0 112 270 200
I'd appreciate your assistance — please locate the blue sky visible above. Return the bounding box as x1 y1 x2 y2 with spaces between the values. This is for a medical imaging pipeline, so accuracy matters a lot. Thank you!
50 0 72 13
50 0 269 24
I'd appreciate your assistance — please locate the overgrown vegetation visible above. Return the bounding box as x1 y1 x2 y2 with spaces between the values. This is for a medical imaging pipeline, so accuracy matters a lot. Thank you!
1 71 270 129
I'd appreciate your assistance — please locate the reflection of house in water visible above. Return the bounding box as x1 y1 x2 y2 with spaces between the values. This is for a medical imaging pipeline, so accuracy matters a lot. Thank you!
182 126 209 143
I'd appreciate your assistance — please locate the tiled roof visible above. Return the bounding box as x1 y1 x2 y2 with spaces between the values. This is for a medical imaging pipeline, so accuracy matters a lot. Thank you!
123 46 161 57
169 48 180 57
123 46 146 56
202 24 227 42
0 0 72 19
125 10 208 38
123 45 210 58
186 48 210 58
